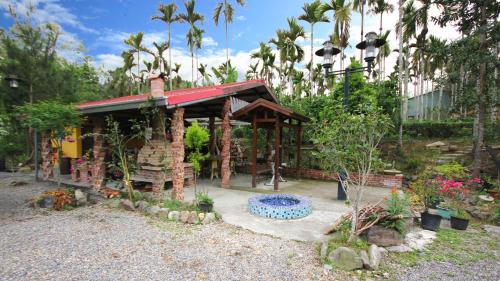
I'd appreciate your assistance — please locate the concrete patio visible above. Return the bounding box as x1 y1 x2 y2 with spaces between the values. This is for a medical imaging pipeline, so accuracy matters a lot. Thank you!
183 175 391 242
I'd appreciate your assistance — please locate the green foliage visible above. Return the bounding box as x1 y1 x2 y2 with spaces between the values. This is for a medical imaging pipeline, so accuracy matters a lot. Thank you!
381 189 410 234
434 162 466 179
405 157 424 175
403 120 474 138
195 192 214 205
15 100 82 137
410 169 442 209
452 209 470 220
185 122 209 175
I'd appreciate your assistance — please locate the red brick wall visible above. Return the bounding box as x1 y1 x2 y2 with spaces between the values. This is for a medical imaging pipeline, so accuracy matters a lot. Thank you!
221 99 231 188
282 167 403 188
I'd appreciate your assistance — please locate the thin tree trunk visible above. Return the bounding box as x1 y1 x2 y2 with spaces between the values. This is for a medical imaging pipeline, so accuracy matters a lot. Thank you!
191 52 194 87
360 1 365 62
224 0 229 76
169 23 173 91
397 0 405 147
472 3 488 177
137 51 141 94
310 23 314 96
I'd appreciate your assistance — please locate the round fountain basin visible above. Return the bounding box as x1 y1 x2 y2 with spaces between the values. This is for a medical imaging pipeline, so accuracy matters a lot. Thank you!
248 194 312 220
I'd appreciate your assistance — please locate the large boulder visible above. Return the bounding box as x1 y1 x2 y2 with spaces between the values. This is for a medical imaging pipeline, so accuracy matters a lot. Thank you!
426 141 446 149
202 212 216 224
120 199 135 211
328 247 363 271
483 225 500 235
146 205 161 216
179 211 190 223
168 211 180 221
74 189 87 206
366 225 403 247
157 208 169 219
135 200 149 212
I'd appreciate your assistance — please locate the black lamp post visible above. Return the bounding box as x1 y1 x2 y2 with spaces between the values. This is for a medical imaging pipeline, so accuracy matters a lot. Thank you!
315 31 386 200
4 74 39 181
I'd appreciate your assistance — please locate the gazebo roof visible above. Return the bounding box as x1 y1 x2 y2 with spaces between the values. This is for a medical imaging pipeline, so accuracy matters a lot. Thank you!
232 98 310 123
78 80 276 115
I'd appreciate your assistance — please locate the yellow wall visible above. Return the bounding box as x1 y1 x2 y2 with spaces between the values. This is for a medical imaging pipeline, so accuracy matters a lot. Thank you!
51 128 82 159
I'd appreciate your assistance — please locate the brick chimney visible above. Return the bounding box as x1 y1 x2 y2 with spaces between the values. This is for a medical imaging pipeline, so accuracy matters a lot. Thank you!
149 73 165 98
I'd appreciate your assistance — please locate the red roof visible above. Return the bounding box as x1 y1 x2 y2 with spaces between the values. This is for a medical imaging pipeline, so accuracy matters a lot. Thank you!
79 79 269 109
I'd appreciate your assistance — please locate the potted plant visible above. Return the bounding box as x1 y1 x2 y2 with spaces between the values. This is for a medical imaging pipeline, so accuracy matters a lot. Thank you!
450 208 470 230
196 192 214 212
411 170 442 231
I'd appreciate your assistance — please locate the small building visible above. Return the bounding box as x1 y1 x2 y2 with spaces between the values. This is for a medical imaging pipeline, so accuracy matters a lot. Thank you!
407 90 451 120
42 76 309 200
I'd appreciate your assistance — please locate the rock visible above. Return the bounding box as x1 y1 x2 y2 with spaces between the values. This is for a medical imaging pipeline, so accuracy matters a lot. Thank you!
187 211 198 224
405 230 436 250
198 213 205 221
448 145 458 152
478 195 494 202
39 195 54 209
119 199 135 211
157 208 169 219
377 247 388 256
202 212 216 224
8 178 28 186
323 264 333 271
360 250 370 269
320 242 329 259
367 225 403 246
386 245 412 253
146 205 160 216
74 189 87 206
327 247 363 271
418 230 437 240
426 141 446 148
135 200 149 212
87 192 102 204
483 225 500 235
168 211 180 221
179 211 190 223
368 245 381 270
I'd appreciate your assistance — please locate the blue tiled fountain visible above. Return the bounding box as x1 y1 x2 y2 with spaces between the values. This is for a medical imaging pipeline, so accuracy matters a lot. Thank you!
248 194 312 220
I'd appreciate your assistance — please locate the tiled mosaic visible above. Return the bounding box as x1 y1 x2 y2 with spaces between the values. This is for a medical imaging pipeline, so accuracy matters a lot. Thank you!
248 194 312 220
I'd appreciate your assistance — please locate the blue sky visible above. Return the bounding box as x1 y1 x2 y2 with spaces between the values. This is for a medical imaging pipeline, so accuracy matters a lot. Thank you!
0 0 459 84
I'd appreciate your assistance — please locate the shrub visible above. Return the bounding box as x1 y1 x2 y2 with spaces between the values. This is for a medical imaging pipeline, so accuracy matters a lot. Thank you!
381 188 410 234
434 162 467 179
195 192 214 205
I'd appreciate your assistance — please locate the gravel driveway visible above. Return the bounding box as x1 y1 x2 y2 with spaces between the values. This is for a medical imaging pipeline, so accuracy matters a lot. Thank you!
0 174 329 281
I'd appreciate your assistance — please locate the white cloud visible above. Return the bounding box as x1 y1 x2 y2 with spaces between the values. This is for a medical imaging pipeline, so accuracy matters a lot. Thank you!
202 36 218 47
235 15 246 21
1 0 97 34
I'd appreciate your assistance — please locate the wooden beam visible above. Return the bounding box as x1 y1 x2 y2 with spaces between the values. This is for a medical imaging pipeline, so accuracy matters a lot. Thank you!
252 113 257 188
274 116 281 191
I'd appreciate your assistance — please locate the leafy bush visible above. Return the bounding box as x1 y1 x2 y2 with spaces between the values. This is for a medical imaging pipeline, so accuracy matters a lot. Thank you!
195 192 214 205
403 120 499 139
434 162 466 179
405 158 424 175
381 188 410 234
185 122 209 176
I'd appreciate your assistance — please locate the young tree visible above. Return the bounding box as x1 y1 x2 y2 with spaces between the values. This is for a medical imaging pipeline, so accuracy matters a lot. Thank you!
124 32 145 94
185 121 209 192
312 106 392 242
16 101 82 186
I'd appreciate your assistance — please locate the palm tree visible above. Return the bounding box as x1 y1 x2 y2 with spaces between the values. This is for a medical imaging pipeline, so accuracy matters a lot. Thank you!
121 50 136 95
172 63 182 89
375 30 391 79
251 42 275 85
370 0 394 35
352 0 366 62
299 0 329 95
148 41 168 74
194 27 205 86
213 0 245 72
152 3 182 91
179 0 204 87
198 63 213 85
321 0 352 71
396 0 406 147
246 62 259 80
124 32 145 94
428 35 447 120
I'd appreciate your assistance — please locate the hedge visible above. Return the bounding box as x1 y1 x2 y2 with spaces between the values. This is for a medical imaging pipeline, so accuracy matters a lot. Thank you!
403 120 499 139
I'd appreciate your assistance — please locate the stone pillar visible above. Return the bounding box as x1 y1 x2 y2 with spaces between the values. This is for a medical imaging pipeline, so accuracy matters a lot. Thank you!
221 99 231 188
171 108 185 200
91 118 106 190
41 132 53 180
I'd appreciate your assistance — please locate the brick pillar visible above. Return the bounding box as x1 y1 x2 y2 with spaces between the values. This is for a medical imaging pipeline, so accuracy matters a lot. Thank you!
171 108 185 200
221 99 231 188
41 132 53 180
208 116 216 156
91 118 106 190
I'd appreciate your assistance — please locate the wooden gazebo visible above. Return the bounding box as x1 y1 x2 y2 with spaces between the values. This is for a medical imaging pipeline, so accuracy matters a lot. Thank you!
232 98 310 190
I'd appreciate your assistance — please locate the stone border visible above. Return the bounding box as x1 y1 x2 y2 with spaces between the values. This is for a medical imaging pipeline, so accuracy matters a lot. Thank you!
248 194 312 220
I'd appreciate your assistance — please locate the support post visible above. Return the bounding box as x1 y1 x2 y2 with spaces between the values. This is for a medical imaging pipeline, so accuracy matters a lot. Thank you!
252 114 257 188
34 129 39 181
337 68 350 201
296 121 302 179
92 117 106 190
171 108 185 200
208 116 216 156
221 99 231 188
274 116 281 191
